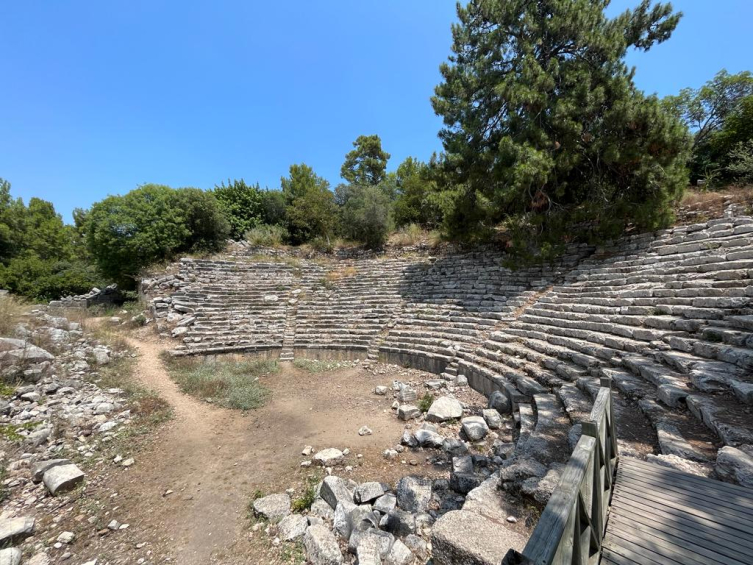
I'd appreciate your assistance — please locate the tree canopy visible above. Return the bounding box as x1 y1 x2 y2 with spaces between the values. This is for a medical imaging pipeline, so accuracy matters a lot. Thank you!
0 179 103 300
431 0 690 249
664 69 753 148
281 164 338 245
86 184 228 288
212 179 264 240
340 135 391 186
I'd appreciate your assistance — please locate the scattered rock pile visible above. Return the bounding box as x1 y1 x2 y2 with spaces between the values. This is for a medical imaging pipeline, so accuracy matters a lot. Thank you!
48 284 122 310
0 309 135 563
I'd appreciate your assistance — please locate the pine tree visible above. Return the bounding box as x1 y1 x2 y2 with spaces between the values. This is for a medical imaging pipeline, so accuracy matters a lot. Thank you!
431 0 691 248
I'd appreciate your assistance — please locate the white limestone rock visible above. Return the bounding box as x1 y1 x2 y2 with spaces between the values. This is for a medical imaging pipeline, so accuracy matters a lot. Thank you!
43 463 84 496
461 416 489 442
482 409 502 430
0 548 22 565
304 524 343 565
314 448 344 467
431 510 527 565
0 517 35 545
278 513 308 541
354 481 385 504
252 493 291 523
426 396 463 422
320 476 354 510
715 446 753 488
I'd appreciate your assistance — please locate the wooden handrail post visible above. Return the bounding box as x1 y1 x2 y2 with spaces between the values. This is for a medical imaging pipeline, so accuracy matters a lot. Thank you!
509 382 620 565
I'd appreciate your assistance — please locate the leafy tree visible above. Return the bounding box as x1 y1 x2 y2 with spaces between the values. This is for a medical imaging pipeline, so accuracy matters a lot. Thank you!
0 179 103 299
664 69 753 148
0 178 28 263
664 70 753 183
392 157 443 228
212 179 264 240
726 140 753 184
340 135 391 186
86 184 228 287
260 189 287 226
281 164 338 244
340 185 392 248
431 0 690 248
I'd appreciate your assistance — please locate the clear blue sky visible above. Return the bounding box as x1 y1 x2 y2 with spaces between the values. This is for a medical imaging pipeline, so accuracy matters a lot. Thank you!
1 1 751 222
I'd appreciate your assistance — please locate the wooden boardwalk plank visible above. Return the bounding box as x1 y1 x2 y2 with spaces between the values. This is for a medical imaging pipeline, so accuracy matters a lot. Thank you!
621 458 753 499
618 462 753 511
610 504 753 555
615 471 753 521
608 516 752 564
600 458 753 565
620 459 753 510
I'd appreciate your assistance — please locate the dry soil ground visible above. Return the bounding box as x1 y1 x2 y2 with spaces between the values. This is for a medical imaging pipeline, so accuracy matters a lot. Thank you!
77 330 465 565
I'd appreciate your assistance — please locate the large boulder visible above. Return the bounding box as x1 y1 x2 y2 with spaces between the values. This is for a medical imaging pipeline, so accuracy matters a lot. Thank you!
461 416 489 442
0 338 54 365
304 524 343 565
0 517 35 545
431 510 527 565
42 463 84 496
278 513 308 541
386 539 414 565
426 396 463 422
415 423 444 448
321 476 354 510
715 446 753 488
354 482 385 504
31 459 71 483
488 390 511 414
252 493 291 523
0 548 21 565
396 476 432 513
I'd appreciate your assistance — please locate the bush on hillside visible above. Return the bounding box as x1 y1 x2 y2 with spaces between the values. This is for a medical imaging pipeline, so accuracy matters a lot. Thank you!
245 224 288 247
212 179 264 240
260 189 287 226
282 164 338 245
85 184 229 288
0 179 103 301
340 184 392 249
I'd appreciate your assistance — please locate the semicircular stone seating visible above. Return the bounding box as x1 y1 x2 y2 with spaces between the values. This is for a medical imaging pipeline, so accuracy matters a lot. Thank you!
143 210 753 493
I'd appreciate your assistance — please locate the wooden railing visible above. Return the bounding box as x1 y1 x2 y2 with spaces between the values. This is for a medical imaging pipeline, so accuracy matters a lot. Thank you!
502 378 619 565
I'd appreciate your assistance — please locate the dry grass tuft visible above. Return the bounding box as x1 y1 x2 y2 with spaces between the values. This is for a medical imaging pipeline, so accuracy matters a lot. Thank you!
677 185 753 223
389 224 444 248
324 266 358 282
0 294 28 337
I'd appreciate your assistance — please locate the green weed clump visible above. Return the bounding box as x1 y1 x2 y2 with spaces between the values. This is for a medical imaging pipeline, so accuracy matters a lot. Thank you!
418 393 434 413
162 355 276 410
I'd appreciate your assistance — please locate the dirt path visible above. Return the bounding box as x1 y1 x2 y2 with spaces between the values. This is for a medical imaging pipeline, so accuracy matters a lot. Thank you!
104 335 413 564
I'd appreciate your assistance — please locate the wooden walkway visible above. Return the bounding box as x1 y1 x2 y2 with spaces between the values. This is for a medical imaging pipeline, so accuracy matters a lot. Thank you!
601 457 753 565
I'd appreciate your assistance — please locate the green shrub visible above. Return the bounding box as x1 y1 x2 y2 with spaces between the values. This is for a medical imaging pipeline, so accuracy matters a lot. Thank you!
418 393 434 413
86 184 229 288
245 224 288 247
213 179 264 240
339 185 392 249
291 476 319 512
727 140 753 184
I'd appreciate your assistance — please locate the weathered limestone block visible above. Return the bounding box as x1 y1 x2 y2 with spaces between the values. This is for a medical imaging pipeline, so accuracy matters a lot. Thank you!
431 510 527 565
